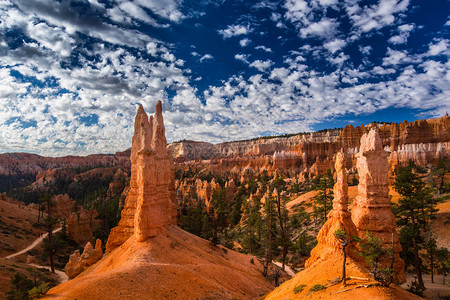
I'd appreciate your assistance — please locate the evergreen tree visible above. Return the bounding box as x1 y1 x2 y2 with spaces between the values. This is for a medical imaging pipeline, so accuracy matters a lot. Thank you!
313 169 334 225
41 194 59 273
355 230 394 286
393 161 438 290
242 196 262 255
5 273 33 300
334 228 350 286
262 194 278 277
272 176 291 270
423 237 437 283
436 247 449 285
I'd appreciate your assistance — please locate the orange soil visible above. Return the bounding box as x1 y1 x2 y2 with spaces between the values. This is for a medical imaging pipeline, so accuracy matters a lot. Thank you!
265 258 421 300
44 226 274 299
0 199 44 257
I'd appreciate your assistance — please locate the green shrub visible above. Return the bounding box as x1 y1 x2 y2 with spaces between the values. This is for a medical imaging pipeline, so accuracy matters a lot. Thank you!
293 284 306 294
28 282 51 300
309 284 325 292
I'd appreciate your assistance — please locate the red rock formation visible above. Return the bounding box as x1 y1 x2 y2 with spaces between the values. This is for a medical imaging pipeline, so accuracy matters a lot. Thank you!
106 102 177 251
272 151 299 170
351 129 406 283
65 239 103 278
52 194 74 219
66 208 99 246
305 151 358 267
225 179 237 203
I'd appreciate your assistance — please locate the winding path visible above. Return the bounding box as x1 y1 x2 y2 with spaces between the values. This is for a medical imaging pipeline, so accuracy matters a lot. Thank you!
4 227 68 283
5 227 62 259
272 261 296 277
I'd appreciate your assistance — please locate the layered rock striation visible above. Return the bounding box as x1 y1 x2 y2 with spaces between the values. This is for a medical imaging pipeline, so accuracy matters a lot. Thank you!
169 114 450 179
106 101 177 251
351 129 406 283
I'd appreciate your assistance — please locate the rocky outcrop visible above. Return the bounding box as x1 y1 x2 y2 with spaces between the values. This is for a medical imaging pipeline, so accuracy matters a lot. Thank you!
65 239 103 278
52 194 74 219
106 101 177 251
66 208 99 246
351 129 406 283
26 255 39 264
305 151 358 267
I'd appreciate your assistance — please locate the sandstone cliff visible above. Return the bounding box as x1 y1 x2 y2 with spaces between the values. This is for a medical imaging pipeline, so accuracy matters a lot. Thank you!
0 152 130 176
66 208 99 246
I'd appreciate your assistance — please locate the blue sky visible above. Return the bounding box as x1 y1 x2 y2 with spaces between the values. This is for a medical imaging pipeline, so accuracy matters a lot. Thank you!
0 0 449 156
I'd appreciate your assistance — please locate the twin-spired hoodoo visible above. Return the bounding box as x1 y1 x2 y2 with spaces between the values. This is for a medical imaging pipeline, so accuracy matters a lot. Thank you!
305 128 405 283
106 101 177 252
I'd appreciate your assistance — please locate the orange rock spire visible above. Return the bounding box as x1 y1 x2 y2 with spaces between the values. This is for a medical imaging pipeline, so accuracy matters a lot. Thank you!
351 128 406 283
305 151 358 267
106 101 177 251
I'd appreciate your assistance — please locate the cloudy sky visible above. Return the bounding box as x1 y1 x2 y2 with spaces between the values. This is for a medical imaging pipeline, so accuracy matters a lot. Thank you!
0 0 449 156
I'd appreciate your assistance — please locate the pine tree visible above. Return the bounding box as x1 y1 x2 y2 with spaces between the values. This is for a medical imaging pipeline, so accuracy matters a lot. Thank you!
393 161 437 290
423 237 437 283
436 247 449 285
242 196 263 255
5 273 34 300
272 176 291 270
355 230 394 286
334 228 350 286
313 169 334 225
40 194 59 273
262 194 278 277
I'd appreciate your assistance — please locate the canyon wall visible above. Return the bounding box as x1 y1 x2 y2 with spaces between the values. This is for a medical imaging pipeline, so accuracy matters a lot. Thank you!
170 114 450 178
0 151 130 176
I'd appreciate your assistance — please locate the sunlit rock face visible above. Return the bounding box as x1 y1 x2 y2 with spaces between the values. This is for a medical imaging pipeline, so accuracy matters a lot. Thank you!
65 239 103 279
106 101 177 252
351 129 406 283
305 151 358 268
